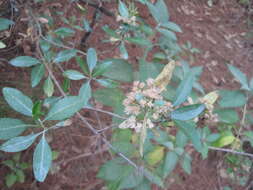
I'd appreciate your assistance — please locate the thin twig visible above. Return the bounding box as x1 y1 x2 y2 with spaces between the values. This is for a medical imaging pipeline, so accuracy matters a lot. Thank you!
209 146 253 159
85 107 126 119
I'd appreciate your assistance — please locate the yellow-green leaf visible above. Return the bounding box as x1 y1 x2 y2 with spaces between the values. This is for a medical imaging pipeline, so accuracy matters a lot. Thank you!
146 146 165 166
212 131 235 148
154 61 176 91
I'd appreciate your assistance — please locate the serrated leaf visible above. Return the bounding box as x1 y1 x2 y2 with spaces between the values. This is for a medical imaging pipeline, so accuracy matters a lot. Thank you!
119 0 129 18
163 151 178 178
9 56 40 67
171 104 205 121
63 70 86 80
157 28 177 41
146 146 165 166
0 18 14 31
79 81 91 107
0 118 28 140
161 21 182 33
33 134 52 182
45 96 83 120
2 87 33 116
174 120 202 152
87 48 97 72
102 59 133 82
227 64 249 90
218 90 246 108
154 61 176 91
43 77 54 97
0 133 39 152
5 173 17 188
54 27 75 38
92 61 112 77
173 70 198 106
125 37 152 47
31 64 45 87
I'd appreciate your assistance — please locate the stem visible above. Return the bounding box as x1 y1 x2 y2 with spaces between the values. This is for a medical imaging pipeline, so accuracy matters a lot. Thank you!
209 146 253 159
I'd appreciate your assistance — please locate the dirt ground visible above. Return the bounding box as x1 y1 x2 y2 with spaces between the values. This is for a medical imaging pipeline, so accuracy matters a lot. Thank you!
0 0 253 189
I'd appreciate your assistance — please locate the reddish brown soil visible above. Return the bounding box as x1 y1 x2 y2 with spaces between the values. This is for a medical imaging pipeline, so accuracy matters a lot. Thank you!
0 0 252 190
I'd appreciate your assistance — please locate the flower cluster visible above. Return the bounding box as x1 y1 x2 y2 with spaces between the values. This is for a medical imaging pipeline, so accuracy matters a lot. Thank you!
119 78 172 132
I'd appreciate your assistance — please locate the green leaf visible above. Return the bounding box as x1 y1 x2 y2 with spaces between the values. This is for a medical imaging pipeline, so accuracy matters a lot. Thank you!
33 134 52 182
119 169 144 189
250 77 253 91
45 96 83 120
43 77 54 97
9 56 40 67
63 70 86 80
171 104 205 121
111 141 135 157
2 87 33 116
93 88 124 108
163 151 178 178
143 168 164 188
53 49 77 63
134 180 151 190
0 118 28 140
125 37 152 47
97 159 130 181
5 173 17 188
119 41 128 59
54 27 75 38
0 18 14 31
139 59 160 82
181 153 192 174
146 2 160 23
214 109 239 124
31 64 45 87
161 21 182 33
32 101 42 119
96 78 119 88
218 90 246 108
87 48 97 72
155 0 169 23
112 129 132 142
174 120 202 152
176 130 188 148
227 64 249 90
83 18 91 32
102 59 133 82
102 25 120 38
212 131 235 148
206 133 220 143
119 0 129 18
16 169 25 183
75 56 89 75
92 61 113 77
0 133 39 152
79 81 91 107
173 70 198 106
0 41 6 48
146 146 165 166
157 28 177 41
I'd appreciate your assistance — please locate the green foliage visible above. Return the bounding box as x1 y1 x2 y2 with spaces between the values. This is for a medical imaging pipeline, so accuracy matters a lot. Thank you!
0 0 252 187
